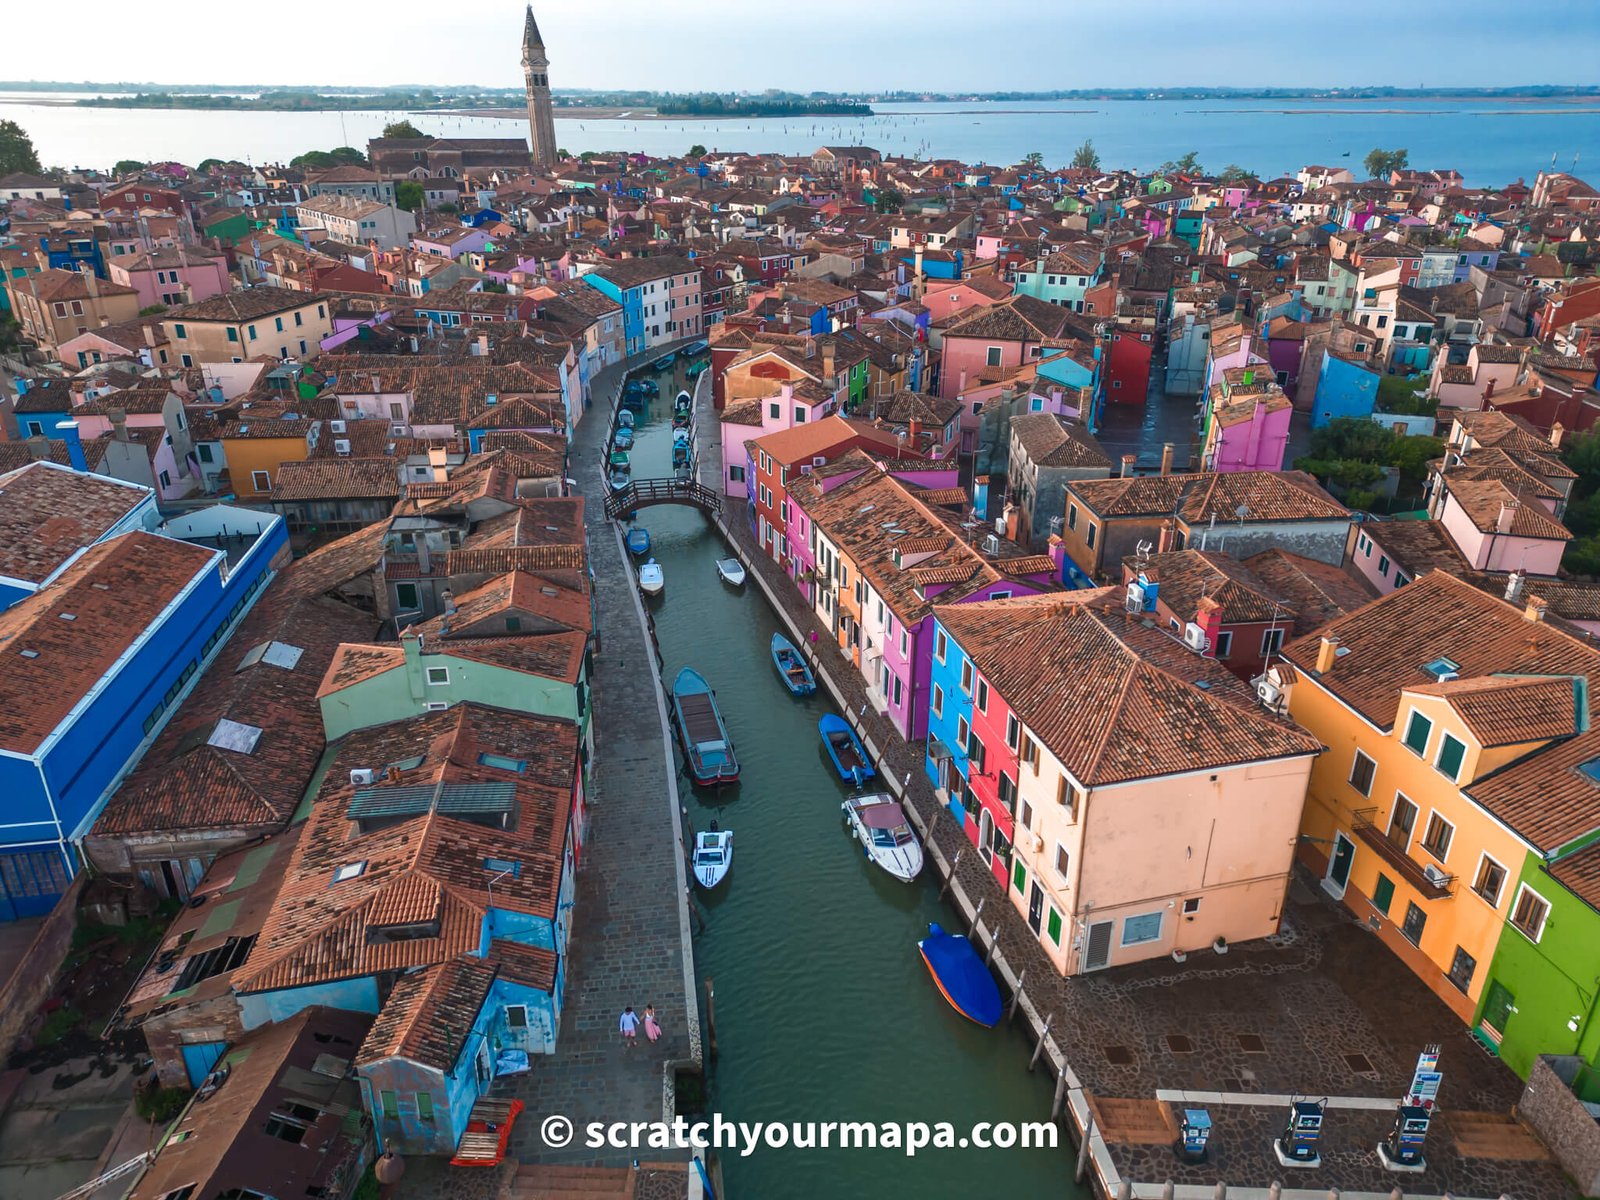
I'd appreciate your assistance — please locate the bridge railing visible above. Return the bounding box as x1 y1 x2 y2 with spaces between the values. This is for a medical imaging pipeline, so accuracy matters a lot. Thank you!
605 477 722 520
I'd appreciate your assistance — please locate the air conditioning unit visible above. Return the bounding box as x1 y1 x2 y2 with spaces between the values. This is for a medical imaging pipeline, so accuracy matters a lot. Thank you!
983 533 1001 555
813 456 827 467
330 419 347 433
349 768 376 785
1183 622 1210 652
1256 679 1283 708
1125 582 1146 613
1030 833 1044 852
800 464 813 475
994 515 1007 534
390 424 407 436
1422 863 1449 888
334 438 351 455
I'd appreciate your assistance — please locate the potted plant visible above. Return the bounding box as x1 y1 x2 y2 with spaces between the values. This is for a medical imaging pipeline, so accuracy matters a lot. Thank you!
1212 936 1228 955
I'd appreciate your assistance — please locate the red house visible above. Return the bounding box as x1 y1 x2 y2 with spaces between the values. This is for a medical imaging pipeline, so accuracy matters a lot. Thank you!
1104 322 1154 404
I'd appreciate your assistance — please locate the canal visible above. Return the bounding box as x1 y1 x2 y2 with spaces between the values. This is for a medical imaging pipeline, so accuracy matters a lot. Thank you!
614 364 1079 1198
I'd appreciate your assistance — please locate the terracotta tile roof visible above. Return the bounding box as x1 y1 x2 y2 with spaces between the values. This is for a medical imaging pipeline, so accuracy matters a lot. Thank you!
1407 674 1582 747
1127 549 1289 625
916 487 971 507
1010 413 1111 470
234 704 577 995
446 545 586 577
996 554 1058 577
93 592 379 836
750 415 900 467
1363 518 1471 579
1443 478 1571 541
0 532 216 755
316 643 402 696
1550 840 1600 911
1520 578 1600 623
935 592 1320 786
868 389 962 428
273 521 388 600
1241 549 1376 636
419 569 590 639
356 955 497 1070
1282 570 1599 730
720 400 765 427
1466 725 1600 852
0 462 150 586
1069 470 1350 524
166 285 321 322
269 458 401 502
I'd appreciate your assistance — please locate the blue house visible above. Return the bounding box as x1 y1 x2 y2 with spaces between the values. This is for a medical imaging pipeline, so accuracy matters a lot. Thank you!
10 377 74 440
924 617 977 830
0 517 284 918
581 256 693 356
1311 346 1382 428
0 461 158 610
40 232 104 277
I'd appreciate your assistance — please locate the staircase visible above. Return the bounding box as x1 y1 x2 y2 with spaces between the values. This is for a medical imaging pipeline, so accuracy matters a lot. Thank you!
509 1163 635 1199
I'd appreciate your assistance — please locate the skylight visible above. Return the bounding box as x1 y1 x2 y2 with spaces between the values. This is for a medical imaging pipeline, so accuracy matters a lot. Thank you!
478 752 528 774
1421 656 1461 681
207 718 262 754
332 862 366 884
1579 758 1600 785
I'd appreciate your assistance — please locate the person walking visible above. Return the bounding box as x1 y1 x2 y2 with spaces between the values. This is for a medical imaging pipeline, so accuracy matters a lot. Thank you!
619 1005 640 1048
643 1004 662 1044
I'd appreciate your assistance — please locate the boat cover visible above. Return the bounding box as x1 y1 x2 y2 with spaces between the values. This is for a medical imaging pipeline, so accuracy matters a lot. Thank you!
860 802 908 829
919 923 1002 1027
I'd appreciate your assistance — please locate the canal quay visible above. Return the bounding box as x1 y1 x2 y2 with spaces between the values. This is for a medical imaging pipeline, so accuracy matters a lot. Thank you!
467 348 1574 1200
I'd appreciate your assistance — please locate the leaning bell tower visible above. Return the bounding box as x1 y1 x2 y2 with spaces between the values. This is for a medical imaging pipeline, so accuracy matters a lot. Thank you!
522 4 558 168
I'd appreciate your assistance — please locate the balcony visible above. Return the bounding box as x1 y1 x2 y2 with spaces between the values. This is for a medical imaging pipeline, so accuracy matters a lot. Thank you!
1351 809 1454 900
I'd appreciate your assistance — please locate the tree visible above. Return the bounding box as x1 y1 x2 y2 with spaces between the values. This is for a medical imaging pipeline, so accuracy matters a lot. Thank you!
382 119 425 139
113 159 145 176
687 144 707 158
137 304 168 317
557 148 572 160
437 202 458 215
872 188 903 214
395 180 424 212
1387 434 1444 480
1071 139 1100 171
289 145 368 170
197 158 225 174
1216 164 1255 183
0 120 41 176
1158 150 1201 176
1022 150 1044 170
1364 147 1409 180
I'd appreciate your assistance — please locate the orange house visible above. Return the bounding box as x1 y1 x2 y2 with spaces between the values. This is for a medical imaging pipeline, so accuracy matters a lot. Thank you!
220 418 318 501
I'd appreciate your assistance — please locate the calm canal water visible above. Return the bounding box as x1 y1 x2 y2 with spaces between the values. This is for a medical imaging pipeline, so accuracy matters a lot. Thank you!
616 367 1073 1197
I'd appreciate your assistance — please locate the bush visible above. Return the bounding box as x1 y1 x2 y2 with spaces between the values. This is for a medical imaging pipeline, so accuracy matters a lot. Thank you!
36 1006 82 1046
136 1085 191 1123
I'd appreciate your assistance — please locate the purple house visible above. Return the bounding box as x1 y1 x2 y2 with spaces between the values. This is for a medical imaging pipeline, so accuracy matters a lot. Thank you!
1204 378 1293 473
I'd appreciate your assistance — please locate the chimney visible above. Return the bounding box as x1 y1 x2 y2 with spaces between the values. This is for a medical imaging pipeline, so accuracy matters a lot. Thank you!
1315 635 1341 674
1496 500 1518 533
55 420 87 472
428 445 450 482
402 628 426 701
822 339 836 384
1485 377 1497 400
443 589 458 616
1121 454 1136 478
1550 421 1565 450
1504 571 1526 602
1524 596 1548 623
82 272 98 300
415 539 431 576
1157 517 1177 553
1160 442 1174 476
24 435 50 461
108 406 129 442
476 333 489 358
142 323 158 348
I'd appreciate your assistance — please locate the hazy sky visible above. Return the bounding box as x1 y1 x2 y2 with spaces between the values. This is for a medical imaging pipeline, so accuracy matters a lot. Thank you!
8 0 1600 92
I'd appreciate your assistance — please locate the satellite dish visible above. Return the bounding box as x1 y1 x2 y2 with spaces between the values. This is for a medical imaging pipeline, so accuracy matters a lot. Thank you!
1235 503 1251 521
1136 540 1153 555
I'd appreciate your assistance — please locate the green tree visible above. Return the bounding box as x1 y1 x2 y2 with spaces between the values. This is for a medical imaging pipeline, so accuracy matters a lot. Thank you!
872 188 903 214
557 148 572 160
113 159 145 176
437 202 457 215
1387 434 1444 480
1158 150 1202 176
1216 164 1255 183
382 119 425 139
197 158 225 173
395 180 424 212
137 304 168 317
1022 150 1044 169
289 145 368 170
687 143 707 158
0 119 42 175
1071 139 1100 170
1364 147 1409 179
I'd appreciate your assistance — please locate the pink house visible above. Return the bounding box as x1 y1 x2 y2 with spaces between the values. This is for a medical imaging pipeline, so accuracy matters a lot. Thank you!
107 246 229 311
920 278 1005 327
1434 478 1570 574
938 296 1077 451
666 268 704 342
719 379 837 500
1204 385 1292 473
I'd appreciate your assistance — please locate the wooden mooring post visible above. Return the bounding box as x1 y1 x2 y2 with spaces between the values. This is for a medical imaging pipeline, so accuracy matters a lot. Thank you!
938 849 963 901
1050 1061 1068 1121
1007 969 1027 1022
1075 1112 1095 1183
1028 1012 1054 1072
704 977 718 1063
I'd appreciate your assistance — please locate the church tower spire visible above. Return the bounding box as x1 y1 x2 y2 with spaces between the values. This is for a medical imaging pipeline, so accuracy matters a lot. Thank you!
521 4 557 168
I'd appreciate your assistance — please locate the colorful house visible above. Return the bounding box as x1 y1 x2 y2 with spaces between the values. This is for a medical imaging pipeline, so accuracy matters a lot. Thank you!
1310 346 1383 428
1202 370 1293 473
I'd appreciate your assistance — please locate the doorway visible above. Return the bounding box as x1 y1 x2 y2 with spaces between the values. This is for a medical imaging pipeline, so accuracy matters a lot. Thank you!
1027 882 1044 935
1324 832 1356 898
1083 920 1114 972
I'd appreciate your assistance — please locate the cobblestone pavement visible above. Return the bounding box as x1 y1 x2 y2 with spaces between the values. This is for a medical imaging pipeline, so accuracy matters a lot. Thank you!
696 379 1573 1199
491 349 700 1172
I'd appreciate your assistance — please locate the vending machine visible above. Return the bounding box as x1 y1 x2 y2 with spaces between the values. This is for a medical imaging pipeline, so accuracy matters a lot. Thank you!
1178 1108 1212 1163
1378 1104 1431 1171
1273 1098 1325 1168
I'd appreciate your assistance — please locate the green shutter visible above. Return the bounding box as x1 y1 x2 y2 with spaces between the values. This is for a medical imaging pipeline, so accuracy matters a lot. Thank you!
1437 735 1465 781
1047 908 1063 945
380 1090 399 1119
417 1092 434 1121
1404 712 1432 754
1012 859 1026 893
1372 872 1396 915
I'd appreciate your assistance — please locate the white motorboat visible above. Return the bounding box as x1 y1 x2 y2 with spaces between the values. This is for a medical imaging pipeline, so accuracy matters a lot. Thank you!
692 825 733 889
639 558 665 596
715 557 746 587
617 409 635 428
842 794 924 882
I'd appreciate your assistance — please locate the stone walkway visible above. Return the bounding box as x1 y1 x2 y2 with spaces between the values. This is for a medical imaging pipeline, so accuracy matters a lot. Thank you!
491 348 701 1173
693 375 1575 1200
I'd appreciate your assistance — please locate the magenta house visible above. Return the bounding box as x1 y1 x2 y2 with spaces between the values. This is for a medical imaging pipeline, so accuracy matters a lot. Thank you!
107 247 230 311
719 379 838 500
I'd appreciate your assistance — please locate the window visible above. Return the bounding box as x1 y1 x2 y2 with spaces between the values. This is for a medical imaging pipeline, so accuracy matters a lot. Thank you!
1400 901 1427 946
931 685 944 719
1348 750 1376 797
1473 855 1507 907
380 1090 399 1119
1261 628 1284 657
506 1004 529 1028
417 1092 435 1122
332 861 366 883
1389 793 1418 847
426 667 449 686
769 402 781 420
1436 734 1466 782
1372 872 1396 915
1510 884 1549 942
251 469 271 493
998 772 1017 815
976 679 989 712
1067 504 1078 531
174 323 187 339
1421 811 1454 862
1085 523 1097 550
395 582 420 610
1005 714 1020 751
1182 897 1201 914
1018 797 1033 830
1054 844 1070 879
1403 710 1432 755
1121 912 1162 946
247 324 257 340
986 346 1003 367
1047 907 1063 946
1214 630 1233 659
1447 946 1476 993
1012 858 1026 894
960 660 973 694
956 715 969 749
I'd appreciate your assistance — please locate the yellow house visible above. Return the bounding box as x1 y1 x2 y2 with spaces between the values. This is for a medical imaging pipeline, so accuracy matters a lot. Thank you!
1275 571 1597 1022
219 418 318 501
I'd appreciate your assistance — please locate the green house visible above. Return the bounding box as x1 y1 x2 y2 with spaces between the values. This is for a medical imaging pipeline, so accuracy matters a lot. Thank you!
1474 843 1600 1082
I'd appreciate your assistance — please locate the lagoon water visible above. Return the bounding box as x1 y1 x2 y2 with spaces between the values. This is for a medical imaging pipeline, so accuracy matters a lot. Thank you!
3 95 1596 185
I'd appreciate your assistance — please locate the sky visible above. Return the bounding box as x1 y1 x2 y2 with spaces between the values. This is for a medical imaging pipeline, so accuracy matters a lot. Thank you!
6 0 1600 92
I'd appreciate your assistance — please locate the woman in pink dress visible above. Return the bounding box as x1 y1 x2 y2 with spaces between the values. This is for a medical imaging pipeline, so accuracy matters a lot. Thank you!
643 1004 662 1043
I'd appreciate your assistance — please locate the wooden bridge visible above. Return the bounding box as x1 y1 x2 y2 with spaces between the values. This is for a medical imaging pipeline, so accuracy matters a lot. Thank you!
604 477 722 520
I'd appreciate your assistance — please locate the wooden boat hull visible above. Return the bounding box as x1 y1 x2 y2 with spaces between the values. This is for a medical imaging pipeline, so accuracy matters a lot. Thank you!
672 668 740 786
770 633 816 695
819 714 875 785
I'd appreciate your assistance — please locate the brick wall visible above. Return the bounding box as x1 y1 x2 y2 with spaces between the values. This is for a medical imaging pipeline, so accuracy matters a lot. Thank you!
0 876 84 1064
1518 1055 1600 1195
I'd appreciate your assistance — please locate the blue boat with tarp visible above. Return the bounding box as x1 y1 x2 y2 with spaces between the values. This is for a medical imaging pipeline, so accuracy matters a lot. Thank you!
918 923 1002 1027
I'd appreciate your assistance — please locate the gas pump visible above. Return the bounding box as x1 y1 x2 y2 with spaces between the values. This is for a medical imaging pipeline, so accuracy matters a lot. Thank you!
1272 1098 1325 1169
1177 1108 1211 1163
1378 1104 1431 1172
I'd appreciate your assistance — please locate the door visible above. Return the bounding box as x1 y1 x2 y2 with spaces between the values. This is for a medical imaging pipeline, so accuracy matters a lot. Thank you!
1083 920 1114 972
1324 832 1356 897
1481 980 1515 1036
1027 882 1044 934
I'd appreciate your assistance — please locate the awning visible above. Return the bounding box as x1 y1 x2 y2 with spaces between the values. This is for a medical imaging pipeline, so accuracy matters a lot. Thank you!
927 740 954 762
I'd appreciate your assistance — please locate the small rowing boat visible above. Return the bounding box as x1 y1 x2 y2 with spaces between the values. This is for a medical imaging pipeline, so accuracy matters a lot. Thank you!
617 409 635 428
819 713 875 786
612 426 634 451
770 632 815 695
625 527 651 556
672 667 739 786
918 923 1001 1027
652 351 677 371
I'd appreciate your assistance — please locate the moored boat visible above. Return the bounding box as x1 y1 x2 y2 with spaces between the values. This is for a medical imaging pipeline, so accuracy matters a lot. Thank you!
685 360 707 381
652 351 677 371
672 427 690 447
617 409 635 428
608 468 631 492
638 558 664 596
842 794 923 882
673 443 691 468
672 667 740 786
819 713 875 786
674 389 692 412
770 632 815 695
692 823 733 889
609 448 631 470
683 339 709 356
918 923 1002 1027
715 557 746 587
612 426 634 451
625 527 651 556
